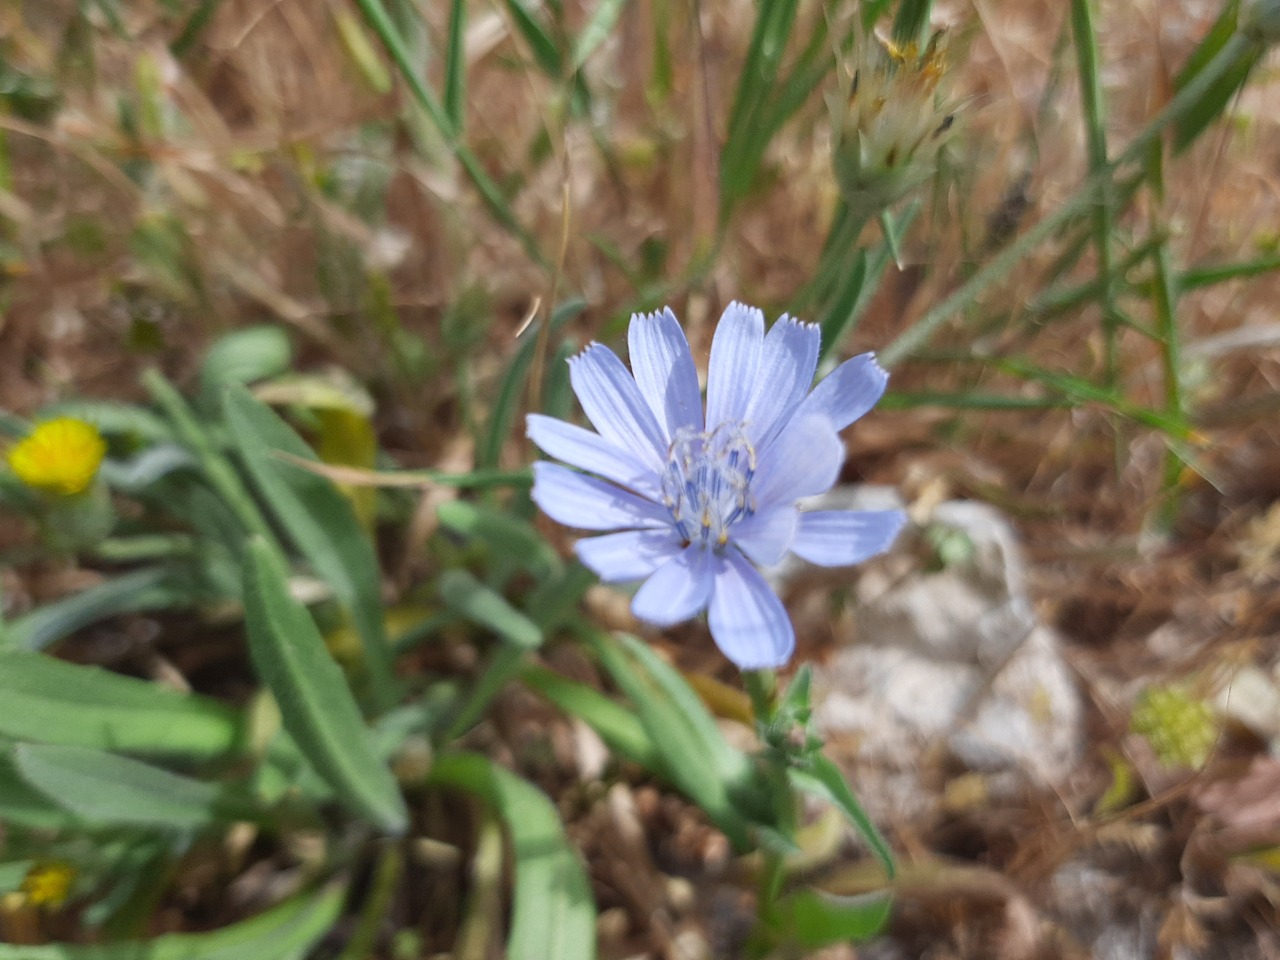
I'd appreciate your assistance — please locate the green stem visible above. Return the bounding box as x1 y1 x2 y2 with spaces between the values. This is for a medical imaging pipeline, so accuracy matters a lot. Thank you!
743 669 778 727
337 844 403 960
142 370 279 548
1070 0 1121 386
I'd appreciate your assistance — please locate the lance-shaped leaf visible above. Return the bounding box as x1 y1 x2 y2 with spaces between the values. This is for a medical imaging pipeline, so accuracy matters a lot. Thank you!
431 752 595 960
0 883 344 960
223 384 397 710
242 537 408 834
0 650 240 759
13 743 261 830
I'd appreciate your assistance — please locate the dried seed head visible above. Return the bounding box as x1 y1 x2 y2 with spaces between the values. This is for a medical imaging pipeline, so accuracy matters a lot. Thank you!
831 31 958 215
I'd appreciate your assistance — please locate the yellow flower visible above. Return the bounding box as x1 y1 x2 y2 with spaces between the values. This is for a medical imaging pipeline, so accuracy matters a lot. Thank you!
20 861 76 908
6 417 106 496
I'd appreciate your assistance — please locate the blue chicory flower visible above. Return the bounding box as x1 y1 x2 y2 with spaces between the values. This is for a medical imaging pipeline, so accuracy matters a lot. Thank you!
527 302 906 670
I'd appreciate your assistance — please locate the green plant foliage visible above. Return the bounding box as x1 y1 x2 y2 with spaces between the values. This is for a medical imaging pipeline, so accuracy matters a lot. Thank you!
223 385 397 709
0 885 345 960
12 743 261 830
430 752 596 960
241 537 409 834
0 650 240 758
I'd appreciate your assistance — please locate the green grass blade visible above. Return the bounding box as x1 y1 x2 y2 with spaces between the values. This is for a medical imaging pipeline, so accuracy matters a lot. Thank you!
880 30 1258 366
720 0 800 216
350 0 546 265
444 0 467 131
1180 253 1280 289
767 889 892 948
198 325 293 412
1070 0 1121 385
143 369 278 546
0 650 240 759
242 537 409 834
572 0 628 70
437 569 543 650
0 748 84 830
223 385 398 711
1171 0 1259 150
891 0 933 45
504 0 563 77
430 752 596 960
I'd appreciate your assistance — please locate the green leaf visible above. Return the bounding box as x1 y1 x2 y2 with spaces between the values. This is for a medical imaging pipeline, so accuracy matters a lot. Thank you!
242 537 408 834
4 568 194 652
0 860 32 895
436 500 562 582
790 754 895 879
521 665 659 768
199 325 293 411
503 0 563 77
438 569 543 650
591 633 759 848
13 743 259 830
0 883 345 960
766 889 892 948
430 752 596 960
443 0 466 130
571 0 628 70
0 650 240 759
719 0 800 214
349 0 545 264
0 747 81 830
1172 0 1261 151
223 384 397 710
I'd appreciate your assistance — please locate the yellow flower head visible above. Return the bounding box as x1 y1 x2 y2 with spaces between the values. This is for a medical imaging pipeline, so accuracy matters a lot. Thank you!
7 417 106 496
21 861 76 908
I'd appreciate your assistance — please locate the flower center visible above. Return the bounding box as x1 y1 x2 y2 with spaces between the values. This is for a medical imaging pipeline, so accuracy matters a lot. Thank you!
661 422 756 547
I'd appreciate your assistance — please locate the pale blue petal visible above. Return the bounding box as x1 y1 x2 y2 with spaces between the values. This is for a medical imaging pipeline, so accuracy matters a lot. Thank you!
569 344 668 467
708 551 795 669
705 302 765 427
631 543 716 627
575 528 684 583
795 353 888 431
729 504 797 567
751 414 844 508
628 307 704 440
526 414 660 497
789 510 907 567
531 462 669 531
743 316 820 448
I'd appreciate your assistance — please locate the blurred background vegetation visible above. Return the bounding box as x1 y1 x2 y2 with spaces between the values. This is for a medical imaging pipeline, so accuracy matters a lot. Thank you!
3 0 1280 956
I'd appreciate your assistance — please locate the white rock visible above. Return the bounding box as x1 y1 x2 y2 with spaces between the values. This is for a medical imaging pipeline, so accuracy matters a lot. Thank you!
803 490 1082 816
